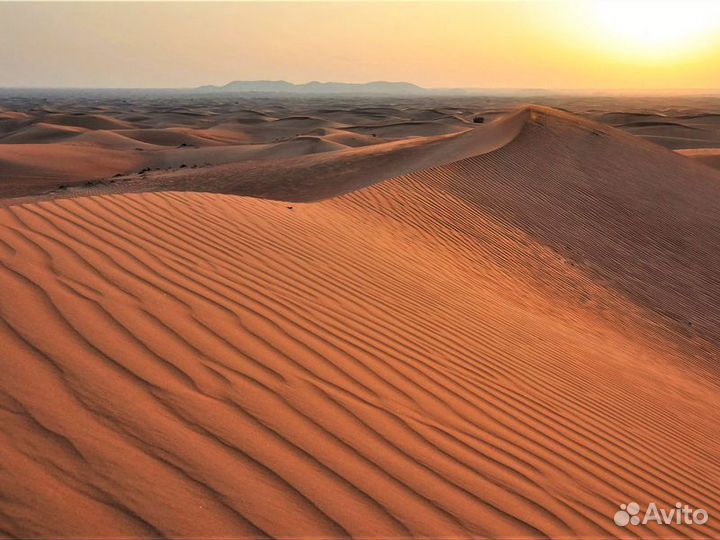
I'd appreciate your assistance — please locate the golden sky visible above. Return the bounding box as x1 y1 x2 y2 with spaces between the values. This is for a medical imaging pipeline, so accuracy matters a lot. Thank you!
1 1 719 89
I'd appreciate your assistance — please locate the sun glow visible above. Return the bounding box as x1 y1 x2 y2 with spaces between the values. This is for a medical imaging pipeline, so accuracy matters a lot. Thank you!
588 0 720 59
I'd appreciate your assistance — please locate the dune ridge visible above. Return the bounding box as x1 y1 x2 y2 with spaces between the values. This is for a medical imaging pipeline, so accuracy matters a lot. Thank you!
1 106 720 539
677 147 720 170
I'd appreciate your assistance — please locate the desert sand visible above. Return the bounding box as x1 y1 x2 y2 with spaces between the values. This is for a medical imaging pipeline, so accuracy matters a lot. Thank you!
1 93 720 539
2 92 720 200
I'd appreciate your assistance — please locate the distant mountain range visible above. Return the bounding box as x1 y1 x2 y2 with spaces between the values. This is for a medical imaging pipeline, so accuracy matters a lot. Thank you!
192 80 557 97
195 80 429 95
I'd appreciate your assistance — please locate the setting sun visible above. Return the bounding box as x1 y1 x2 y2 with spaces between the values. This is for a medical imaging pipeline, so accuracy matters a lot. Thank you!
587 0 720 58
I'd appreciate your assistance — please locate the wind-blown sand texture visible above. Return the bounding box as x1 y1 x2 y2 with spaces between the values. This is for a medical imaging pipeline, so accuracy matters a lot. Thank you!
1 97 720 539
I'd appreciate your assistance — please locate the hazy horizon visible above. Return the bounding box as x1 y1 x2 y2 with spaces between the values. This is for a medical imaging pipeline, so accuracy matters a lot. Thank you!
2 1 720 90
3 81 720 93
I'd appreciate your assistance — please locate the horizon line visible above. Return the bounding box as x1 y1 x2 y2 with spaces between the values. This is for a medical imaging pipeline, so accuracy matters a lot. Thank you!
3 84 720 92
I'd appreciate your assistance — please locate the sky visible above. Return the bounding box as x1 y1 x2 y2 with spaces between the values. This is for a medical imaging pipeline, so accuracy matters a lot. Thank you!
1 0 719 90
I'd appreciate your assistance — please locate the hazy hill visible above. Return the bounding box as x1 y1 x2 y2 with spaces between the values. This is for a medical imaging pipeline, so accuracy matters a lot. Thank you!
196 80 427 95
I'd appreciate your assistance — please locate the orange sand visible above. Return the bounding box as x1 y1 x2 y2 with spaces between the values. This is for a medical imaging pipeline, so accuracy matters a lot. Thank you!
0 106 719 539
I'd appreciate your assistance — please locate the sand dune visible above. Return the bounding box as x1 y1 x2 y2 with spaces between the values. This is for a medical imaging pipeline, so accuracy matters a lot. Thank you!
150 137 349 169
3 94 719 200
1 103 720 539
344 120 469 139
0 122 87 144
0 144 144 197
675 112 720 124
302 127 389 147
597 111 668 125
0 104 528 199
594 109 720 150
677 147 720 170
103 107 528 202
112 128 228 147
67 130 161 151
311 110 406 125
0 111 34 135
43 113 135 130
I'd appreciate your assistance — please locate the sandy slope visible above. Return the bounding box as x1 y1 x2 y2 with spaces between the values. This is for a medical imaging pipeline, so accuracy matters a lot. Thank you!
677 148 720 170
1 107 720 539
0 144 146 197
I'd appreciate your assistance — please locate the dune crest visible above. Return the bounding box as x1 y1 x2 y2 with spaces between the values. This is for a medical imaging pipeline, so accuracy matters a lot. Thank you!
677 147 720 170
1 106 720 539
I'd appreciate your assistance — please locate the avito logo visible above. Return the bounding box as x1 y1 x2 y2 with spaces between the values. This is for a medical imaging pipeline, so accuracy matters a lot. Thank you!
614 502 709 527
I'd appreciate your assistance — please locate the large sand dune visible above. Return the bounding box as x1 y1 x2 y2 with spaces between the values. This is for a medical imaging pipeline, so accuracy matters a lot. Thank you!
1 102 720 539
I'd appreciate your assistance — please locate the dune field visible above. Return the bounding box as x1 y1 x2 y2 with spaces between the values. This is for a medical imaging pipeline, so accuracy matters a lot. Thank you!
1 94 720 539
2 93 720 201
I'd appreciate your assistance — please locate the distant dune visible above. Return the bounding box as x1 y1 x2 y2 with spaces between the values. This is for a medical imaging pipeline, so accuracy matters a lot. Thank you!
3 94 720 199
1 101 720 538
677 147 720 170
0 100 487 198
594 109 720 150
